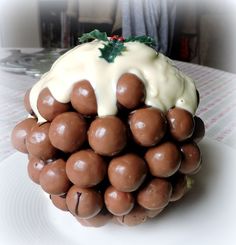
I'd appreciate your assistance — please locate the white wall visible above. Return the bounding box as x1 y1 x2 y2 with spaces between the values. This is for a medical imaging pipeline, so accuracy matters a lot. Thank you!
0 0 41 48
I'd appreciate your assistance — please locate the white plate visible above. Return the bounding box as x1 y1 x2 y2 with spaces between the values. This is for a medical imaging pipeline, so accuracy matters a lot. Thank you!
0 138 235 245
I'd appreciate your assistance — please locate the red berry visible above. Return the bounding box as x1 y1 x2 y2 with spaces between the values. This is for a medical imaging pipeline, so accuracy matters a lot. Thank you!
111 35 119 40
118 37 125 42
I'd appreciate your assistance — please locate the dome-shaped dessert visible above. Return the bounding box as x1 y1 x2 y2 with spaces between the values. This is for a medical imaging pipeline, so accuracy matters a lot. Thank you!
11 30 205 227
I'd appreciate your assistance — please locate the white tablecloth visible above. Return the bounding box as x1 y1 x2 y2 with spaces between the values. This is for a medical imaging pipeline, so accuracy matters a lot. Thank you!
1 49 236 162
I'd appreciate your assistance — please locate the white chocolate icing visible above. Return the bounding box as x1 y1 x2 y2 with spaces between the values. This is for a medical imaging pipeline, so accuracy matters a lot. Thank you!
29 41 198 123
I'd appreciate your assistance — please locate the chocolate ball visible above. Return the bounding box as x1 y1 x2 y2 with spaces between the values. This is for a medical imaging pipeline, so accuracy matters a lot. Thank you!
50 194 68 211
145 208 164 218
88 116 127 156
145 141 181 177
49 112 87 153
192 116 205 143
129 107 167 146
27 156 46 184
190 161 202 175
108 153 147 192
11 118 37 153
116 73 145 109
137 178 172 210
66 185 103 219
71 80 97 116
24 89 34 115
76 208 112 227
39 159 71 195
170 174 191 202
115 205 147 226
179 142 202 174
104 186 134 216
66 149 107 188
167 107 194 141
26 122 57 160
37 88 70 121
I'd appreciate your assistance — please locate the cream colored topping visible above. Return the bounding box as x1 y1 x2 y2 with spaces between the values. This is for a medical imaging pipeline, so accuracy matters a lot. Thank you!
29 41 198 123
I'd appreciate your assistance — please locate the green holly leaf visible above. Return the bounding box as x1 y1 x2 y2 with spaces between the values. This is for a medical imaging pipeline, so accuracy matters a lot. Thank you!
125 35 156 47
78 30 155 63
79 29 108 43
99 41 126 63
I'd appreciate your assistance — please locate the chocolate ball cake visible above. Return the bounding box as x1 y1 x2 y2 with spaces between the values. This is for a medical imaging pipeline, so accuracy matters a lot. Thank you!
11 30 205 227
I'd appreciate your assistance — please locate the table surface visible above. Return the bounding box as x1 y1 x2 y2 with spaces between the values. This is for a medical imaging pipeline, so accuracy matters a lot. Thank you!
1 49 236 162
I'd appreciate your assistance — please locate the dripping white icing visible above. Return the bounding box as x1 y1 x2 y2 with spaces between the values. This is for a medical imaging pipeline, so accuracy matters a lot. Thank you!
29 41 198 123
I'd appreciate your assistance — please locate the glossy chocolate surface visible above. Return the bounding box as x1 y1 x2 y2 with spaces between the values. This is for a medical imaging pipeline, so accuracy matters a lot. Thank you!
108 153 147 192
11 118 37 153
50 193 68 211
27 156 46 184
129 107 167 146
145 208 164 218
137 178 172 210
37 88 70 121
179 142 202 174
170 174 189 202
26 122 57 160
66 149 107 188
39 159 71 195
115 205 147 226
167 107 194 141
88 116 127 156
116 73 145 109
71 80 97 116
76 208 112 227
145 141 181 177
49 112 87 153
104 185 134 216
66 185 103 219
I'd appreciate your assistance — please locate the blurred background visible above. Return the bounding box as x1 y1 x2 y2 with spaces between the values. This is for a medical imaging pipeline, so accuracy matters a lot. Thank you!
0 0 235 73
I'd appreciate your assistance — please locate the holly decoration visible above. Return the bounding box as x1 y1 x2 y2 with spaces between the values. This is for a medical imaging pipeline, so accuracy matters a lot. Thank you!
99 41 126 63
125 36 155 47
79 29 108 43
79 29 156 63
